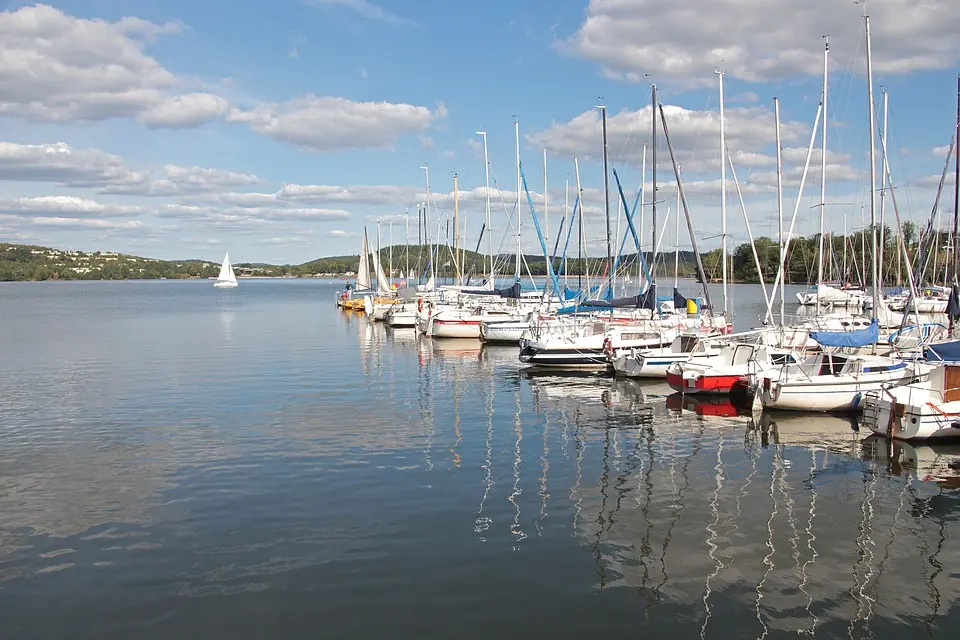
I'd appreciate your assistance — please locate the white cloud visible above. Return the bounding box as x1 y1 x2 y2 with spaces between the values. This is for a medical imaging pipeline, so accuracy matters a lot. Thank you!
0 4 206 124
933 144 952 157
0 195 144 218
158 203 350 223
259 236 313 246
326 229 360 238
138 93 230 128
279 183 412 205
565 0 960 84
529 103 808 171
30 217 144 230
301 0 414 26
418 135 436 150
0 141 262 197
0 142 144 187
102 165 261 196
227 96 441 151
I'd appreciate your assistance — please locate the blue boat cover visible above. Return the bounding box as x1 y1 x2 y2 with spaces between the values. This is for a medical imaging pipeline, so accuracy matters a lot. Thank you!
810 319 879 348
581 284 657 310
925 339 960 362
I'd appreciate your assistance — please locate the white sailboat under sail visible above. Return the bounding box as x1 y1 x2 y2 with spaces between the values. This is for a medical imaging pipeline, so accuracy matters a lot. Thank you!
214 252 238 288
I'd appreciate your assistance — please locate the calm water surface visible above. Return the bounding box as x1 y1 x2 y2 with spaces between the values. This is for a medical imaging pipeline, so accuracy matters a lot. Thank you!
1 279 959 638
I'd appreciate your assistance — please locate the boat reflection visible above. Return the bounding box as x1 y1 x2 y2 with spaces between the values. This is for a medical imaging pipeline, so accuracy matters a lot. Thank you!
666 393 749 418
862 435 960 489
752 411 862 453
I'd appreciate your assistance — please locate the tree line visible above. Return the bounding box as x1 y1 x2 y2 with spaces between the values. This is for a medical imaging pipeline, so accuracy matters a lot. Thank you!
2 223 950 285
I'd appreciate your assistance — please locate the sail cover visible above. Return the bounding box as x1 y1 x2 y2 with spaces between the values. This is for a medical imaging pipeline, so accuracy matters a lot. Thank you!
925 339 960 362
810 319 879 348
673 288 687 309
947 285 960 320
462 282 521 298
582 284 657 310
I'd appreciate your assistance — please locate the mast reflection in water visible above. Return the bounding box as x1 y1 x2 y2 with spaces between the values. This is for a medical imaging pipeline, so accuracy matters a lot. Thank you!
2 280 960 638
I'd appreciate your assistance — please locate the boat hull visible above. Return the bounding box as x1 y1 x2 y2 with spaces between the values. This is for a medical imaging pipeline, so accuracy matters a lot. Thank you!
480 321 529 344
759 373 923 412
667 371 742 395
214 281 238 288
431 319 482 339
518 345 609 369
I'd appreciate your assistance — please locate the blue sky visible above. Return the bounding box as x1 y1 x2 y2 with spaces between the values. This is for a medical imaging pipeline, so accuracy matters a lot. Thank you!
0 0 958 264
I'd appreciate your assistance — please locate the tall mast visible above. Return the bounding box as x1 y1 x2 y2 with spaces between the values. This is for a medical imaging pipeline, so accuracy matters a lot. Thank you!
564 176 569 286
865 12 879 322
476 131 493 285
419 202 426 282
421 165 435 286
651 84 658 283
843 212 848 282
599 104 613 295
878 88 888 287
405 210 409 282
543 147 549 269
453 172 460 284
816 38 829 307
717 68 728 316
674 165 681 290
377 218 382 290
575 156 584 291
515 119 521 283
954 74 960 283
388 217 393 289
639 145 647 286
774 97 785 323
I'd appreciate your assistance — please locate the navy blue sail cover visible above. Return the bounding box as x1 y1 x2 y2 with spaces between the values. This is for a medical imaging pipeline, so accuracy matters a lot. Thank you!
810 319 879 348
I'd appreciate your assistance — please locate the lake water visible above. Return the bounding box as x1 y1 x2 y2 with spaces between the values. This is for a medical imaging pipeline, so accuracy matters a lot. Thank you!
1 279 959 638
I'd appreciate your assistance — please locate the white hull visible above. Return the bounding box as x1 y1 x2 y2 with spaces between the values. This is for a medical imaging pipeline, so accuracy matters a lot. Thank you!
385 310 417 328
520 331 677 371
795 285 868 307
431 319 482 339
480 320 530 344
761 375 918 412
863 394 960 440
614 351 711 378
214 280 238 288
759 357 931 412
862 366 960 440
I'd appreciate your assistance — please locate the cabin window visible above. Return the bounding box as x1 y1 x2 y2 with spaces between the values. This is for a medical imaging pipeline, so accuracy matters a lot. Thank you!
732 345 755 366
679 336 699 352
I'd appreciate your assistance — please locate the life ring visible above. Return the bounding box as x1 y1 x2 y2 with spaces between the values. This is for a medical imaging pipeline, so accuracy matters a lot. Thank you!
417 298 424 313
602 337 613 356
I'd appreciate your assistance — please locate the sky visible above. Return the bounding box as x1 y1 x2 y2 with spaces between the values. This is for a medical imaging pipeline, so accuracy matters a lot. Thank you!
0 0 958 265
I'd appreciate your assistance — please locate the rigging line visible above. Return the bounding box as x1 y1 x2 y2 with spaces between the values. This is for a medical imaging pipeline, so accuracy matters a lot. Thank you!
888 103 921 222
741 104 772 181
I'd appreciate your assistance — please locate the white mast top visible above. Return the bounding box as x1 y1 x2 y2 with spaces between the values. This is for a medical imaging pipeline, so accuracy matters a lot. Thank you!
865 13 879 322
816 37 829 308
716 68 728 316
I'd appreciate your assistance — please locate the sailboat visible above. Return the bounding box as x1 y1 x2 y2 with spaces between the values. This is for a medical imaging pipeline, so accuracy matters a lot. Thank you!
757 15 932 413
214 252 238 288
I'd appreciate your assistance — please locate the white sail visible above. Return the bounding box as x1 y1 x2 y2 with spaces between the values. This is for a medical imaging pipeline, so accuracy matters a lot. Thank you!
214 252 238 288
371 245 390 294
357 228 371 290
